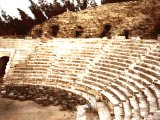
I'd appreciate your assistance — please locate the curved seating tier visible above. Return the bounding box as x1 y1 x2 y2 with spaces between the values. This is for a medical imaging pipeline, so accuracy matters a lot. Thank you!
4 38 160 120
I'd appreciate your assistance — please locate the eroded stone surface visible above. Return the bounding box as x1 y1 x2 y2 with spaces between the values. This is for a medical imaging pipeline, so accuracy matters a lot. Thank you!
0 84 87 111
31 0 160 39
0 38 160 120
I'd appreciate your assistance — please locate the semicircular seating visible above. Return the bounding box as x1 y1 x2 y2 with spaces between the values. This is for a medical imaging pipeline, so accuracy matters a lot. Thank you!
3 38 160 120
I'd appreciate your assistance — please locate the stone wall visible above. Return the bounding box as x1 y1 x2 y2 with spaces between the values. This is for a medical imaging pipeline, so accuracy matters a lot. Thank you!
31 0 160 39
0 38 38 82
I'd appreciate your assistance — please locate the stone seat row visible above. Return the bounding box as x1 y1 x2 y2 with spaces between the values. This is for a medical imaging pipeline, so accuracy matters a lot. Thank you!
111 39 158 44
126 69 160 102
42 54 159 119
45 74 151 120
137 62 160 72
77 54 159 119
6 39 160 120
82 75 151 119
57 72 158 119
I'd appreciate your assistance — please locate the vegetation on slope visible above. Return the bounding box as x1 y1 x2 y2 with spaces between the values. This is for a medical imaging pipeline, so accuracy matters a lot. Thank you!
0 0 98 36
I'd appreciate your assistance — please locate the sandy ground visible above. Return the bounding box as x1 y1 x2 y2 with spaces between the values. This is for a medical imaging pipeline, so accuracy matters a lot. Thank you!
0 97 76 120
86 112 99 120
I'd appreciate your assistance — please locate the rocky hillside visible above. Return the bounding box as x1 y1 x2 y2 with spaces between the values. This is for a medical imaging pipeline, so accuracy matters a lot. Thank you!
31 0 160 39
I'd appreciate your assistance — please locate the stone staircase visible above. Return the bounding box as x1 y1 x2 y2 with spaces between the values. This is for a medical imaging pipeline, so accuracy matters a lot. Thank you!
1 39 36 83
3 38 160 120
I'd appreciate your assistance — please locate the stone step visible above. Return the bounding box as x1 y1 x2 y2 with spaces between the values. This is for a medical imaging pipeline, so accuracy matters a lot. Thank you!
97 102 112 120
